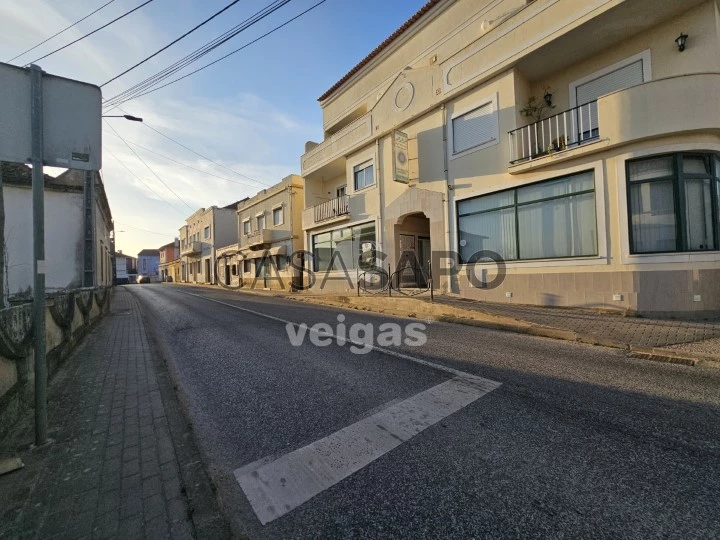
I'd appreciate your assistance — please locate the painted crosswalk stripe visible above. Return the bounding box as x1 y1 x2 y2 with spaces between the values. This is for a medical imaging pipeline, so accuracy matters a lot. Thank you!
235 376 500 525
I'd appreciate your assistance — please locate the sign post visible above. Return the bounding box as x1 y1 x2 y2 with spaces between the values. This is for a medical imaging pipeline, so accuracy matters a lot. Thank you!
0 61 101 446
30 65 47 446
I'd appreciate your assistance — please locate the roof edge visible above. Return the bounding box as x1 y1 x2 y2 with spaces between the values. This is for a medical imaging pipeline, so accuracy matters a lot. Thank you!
318 0 446 103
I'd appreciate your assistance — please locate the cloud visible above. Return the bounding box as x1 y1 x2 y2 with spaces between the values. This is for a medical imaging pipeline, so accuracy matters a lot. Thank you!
1 0 315 257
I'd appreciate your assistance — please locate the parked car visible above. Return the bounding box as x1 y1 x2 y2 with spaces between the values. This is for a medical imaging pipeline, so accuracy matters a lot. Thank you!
137 275 151 284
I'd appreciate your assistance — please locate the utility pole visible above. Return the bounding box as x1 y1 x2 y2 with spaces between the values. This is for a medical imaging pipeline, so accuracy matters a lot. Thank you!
0 162 6 309
83 170 95 287
30 64 48 446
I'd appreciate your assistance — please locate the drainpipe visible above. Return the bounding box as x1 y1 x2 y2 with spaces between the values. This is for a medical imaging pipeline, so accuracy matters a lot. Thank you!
287 183 294 291
376 137 385 274
441 104 454 294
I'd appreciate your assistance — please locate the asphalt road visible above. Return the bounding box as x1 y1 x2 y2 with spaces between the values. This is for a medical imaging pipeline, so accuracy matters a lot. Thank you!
128 284 720 539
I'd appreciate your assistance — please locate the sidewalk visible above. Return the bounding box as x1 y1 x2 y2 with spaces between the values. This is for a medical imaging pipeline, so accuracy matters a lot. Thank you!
0 288 229 539
433 295 720 362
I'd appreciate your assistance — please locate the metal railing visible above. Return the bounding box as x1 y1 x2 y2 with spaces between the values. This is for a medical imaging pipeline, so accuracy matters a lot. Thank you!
508 101 599 163
314 195 349 223
358 260 433 300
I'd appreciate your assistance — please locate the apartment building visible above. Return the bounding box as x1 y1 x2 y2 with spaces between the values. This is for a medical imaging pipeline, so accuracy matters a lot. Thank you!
300 0 720 316
219 175 304 291
178 204 237 284
158 240 180 282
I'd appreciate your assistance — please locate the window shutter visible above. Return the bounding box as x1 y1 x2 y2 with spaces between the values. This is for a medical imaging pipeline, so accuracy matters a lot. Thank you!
576 60 644 105
453 101 496 154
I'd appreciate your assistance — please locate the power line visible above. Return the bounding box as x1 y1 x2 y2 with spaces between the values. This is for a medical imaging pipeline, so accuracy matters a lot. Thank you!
27 0 157 65
100 0 243 88
104 0 328 108
116 223 176 237
105 120 194 210
102 0 294 108
103 129 268 189
7 0 117 63
140 121 272 186
104 146 186 216
106 103 271 186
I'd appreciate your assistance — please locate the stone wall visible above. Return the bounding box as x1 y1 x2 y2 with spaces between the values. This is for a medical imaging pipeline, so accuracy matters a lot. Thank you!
0 286 112 439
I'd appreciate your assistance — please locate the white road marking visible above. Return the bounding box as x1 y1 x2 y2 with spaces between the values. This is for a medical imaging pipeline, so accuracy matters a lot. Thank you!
179 289 502 524
234 376 500 524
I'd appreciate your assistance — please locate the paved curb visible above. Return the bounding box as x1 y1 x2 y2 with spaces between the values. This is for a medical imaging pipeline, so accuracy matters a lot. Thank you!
436 315 718 366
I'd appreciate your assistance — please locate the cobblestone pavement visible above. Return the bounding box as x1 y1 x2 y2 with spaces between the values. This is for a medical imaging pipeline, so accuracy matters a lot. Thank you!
437 296 720 349
0 288 228 539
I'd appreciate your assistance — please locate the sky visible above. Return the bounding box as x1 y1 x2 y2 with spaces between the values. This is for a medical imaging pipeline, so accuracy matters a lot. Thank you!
0 0 429 256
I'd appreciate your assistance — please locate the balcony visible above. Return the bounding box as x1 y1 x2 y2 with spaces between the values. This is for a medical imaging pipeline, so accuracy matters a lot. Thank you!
180 241 201 256
314 195 349 223
509 101 599 164
244 228 272 248
301 114 373 177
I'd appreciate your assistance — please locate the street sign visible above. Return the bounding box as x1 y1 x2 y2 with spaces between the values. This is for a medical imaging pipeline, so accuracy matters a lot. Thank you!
0 62 101 170
393 130 409 184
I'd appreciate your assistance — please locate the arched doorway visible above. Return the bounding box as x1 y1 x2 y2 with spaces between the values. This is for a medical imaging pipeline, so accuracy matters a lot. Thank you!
394 212 431 288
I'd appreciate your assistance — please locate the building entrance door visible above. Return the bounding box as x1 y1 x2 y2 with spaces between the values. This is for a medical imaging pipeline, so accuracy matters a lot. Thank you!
398 234 418 287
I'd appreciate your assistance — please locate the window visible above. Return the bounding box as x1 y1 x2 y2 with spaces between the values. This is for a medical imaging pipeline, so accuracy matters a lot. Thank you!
312 223 376 271
458 171 597 262
243 259 251 273
257 214 265 230
571 51 650 135
231 264 238 276
353 161 374 190
243 220 250 235
337 186 346 198
204 226 211 239
276 255 286 270
627 153 720 254
451 97 498 155
273 206 283 226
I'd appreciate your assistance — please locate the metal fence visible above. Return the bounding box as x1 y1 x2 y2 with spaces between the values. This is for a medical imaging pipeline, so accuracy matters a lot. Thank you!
509 100 599 163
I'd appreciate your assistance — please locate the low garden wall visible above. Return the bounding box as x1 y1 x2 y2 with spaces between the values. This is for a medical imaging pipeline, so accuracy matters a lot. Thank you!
0 286 112 439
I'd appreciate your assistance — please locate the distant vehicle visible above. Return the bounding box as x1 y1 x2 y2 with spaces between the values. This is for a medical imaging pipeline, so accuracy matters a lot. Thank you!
137 275 151 284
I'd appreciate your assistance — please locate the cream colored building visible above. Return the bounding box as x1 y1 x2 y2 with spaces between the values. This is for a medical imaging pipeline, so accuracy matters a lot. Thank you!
300 0 720 316
178 204 237 285
217 175 304 291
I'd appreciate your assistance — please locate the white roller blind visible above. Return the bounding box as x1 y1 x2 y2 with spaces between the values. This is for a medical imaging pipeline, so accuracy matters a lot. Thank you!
576 59 644 105
452 101 497 154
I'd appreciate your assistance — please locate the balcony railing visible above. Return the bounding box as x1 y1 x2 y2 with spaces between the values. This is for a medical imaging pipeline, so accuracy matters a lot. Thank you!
180 241 201 256
245 228 272 247
314 195 349 223
509 101 599 164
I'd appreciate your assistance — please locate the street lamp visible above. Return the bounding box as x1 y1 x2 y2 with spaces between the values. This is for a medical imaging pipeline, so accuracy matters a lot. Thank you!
102 114 143 122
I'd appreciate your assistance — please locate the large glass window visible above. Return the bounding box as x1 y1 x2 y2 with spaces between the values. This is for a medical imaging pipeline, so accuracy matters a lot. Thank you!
312 223 377 271
458 171 597 262
627 153 720 253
